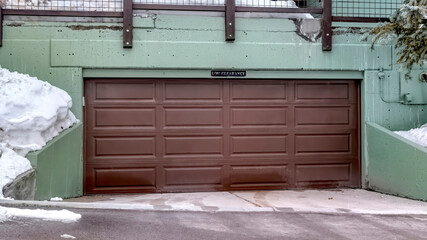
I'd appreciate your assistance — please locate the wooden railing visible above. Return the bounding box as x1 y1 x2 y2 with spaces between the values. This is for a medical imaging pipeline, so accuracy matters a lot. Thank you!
0 0 402 49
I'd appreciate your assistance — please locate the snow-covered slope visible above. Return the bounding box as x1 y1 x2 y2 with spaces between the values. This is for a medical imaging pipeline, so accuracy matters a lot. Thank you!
0 66 77 198
394 123 427 148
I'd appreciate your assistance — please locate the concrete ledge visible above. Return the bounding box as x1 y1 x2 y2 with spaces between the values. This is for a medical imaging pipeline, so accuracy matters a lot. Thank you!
26 122 83 201
366 122 427 201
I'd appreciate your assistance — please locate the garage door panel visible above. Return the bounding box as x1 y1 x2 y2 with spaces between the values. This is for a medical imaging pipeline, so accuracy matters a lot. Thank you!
230 81 287 102
295 107 351 126
93 81 155 102
85 79 360 193
164 107 223 128
231 107 287 127
295 164 351 185
164 166 223 186
91 167 156 188
164 81 222 102
93 108 156 128
94 137 156 157
230 165 288 186
295 134 352 155
295 82 355 102
164 136 224 157
231 135 288 156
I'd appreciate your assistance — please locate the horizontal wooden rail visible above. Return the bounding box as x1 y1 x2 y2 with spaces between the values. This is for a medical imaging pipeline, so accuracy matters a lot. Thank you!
332 16 389 23
2 9 123 17
133 4 323 14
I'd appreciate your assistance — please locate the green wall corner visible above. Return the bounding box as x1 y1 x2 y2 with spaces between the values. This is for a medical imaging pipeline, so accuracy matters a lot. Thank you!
26 122 83 200
366 122 427 201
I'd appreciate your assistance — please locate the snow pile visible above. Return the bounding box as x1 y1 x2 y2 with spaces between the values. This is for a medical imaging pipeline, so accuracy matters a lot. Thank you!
394 123 427 148
50 197 64 201
61 234 77 239
0 66 77 198
0 206 81 223
0 148 32 197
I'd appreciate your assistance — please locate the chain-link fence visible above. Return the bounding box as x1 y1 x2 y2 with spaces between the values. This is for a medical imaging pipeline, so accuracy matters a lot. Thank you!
1 0 317 11
1 0 406 20
332 0 404 19
1 0 123 11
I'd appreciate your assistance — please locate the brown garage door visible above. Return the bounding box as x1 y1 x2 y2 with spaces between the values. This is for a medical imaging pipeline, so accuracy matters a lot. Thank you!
84 79 360 194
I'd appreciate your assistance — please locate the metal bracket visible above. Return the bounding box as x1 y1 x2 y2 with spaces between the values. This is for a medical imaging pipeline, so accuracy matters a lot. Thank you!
123 0 133 48
322 0 332 51
225 0 235 41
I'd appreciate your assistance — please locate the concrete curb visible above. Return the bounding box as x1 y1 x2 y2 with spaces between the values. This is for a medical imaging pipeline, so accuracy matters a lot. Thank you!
2 199 427 216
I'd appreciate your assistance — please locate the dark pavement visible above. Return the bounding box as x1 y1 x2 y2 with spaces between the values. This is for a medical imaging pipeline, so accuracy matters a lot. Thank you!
1 208 427 240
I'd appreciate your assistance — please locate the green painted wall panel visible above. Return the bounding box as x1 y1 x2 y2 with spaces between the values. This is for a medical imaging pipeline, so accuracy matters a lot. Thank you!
50 40 391 70
363 71 427 131
366 122 427 201
26 123 83 200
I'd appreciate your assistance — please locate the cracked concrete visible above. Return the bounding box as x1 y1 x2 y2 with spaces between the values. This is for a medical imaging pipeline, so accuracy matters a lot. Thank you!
1 189 427 215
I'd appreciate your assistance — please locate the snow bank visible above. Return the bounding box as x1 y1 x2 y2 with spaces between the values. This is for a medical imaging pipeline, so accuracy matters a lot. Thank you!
0 206 81 223
0 66 77 198
394 123 427 148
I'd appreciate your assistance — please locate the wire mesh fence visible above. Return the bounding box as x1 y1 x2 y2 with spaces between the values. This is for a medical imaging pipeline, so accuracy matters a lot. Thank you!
1 0 124 11
0 0 405 19
332 0 404 18
0 0 318 11
132 0 315 8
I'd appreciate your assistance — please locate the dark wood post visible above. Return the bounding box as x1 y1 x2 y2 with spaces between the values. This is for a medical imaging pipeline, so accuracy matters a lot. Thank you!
225 0 235 41
0 6 3 47
123 0 133 48
322 0 332 51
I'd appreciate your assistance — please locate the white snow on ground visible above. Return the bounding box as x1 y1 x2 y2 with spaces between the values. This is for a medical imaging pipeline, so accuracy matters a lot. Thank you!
60 234 77 239
394 123 427 148
0 206 81 223
0 147 32 198
51 197 64 201
0 66 77 198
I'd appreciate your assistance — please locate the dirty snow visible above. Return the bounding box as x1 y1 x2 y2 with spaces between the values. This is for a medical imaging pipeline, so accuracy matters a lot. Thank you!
0 206 81 223
0 147 32 198
0 66 77 198
394 123 427 148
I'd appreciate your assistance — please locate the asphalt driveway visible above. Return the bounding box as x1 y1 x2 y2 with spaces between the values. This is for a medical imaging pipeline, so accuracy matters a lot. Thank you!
1 208 427 240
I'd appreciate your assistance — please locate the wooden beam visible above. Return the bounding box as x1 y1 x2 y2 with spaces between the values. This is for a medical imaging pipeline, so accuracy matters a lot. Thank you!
322 0 332 51
332 16 389 23
0 6 2 47
225 0 235 41
123 0 133 48
2 9 122 17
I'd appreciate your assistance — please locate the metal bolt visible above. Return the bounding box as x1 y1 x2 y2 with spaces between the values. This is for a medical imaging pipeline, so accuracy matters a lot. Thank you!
126 29 130 32
326 33 330 36
229 34 232 37
229 22 232 26
126 42 129 45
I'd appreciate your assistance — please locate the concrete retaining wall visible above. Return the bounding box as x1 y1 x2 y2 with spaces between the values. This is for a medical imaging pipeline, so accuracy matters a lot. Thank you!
366 122 427 201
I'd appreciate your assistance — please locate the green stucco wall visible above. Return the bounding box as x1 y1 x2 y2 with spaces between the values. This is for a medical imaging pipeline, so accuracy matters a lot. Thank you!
26 122 83 200
1 13 426 199
366 122 427 201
